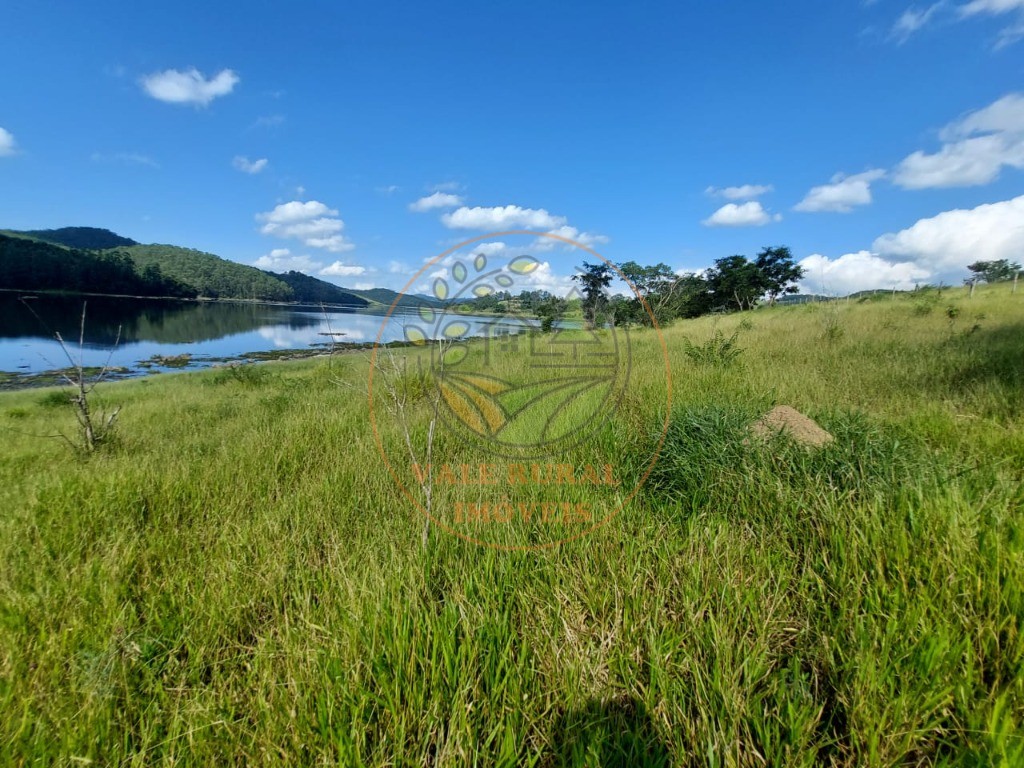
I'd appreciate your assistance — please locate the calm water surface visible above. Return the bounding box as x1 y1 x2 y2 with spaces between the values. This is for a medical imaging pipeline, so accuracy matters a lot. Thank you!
0 295 555 376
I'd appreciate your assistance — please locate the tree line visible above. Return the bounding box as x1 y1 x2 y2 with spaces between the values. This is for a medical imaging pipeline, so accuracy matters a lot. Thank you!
966 259 1021 285
0 235 197 298
573 246 805 328
0 234 369 305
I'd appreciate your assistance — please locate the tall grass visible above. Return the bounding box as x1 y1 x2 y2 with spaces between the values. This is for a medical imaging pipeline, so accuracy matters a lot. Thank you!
0 282 1022 765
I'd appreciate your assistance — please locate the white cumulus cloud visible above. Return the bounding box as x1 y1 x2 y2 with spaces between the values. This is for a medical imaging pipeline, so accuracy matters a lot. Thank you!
894 93 1024 188
260 200 336 224
0 127 17 157
409 191 464 212
233 156 268 174
520 261 579 296
470 242 508 257
253 248 322 274
441 205 567 230
141 67 239 106
705 184 773 200
532 225 610 251
873 194 1024 271
795 169 886 213
426 260 574 296
799 251 931 294
702 201 779 227
321 262 367 277
940 92 1024 139
436 205 606 260
257 200 354 253
798 194 1024 294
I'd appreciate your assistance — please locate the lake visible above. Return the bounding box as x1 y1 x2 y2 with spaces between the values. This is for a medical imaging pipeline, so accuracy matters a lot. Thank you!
0 294 559 379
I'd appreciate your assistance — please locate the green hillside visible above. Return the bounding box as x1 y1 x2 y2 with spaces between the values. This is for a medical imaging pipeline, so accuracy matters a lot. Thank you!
347 286 442 307
16 226 139 250
3 227 371 305
115 244 294 301
0 234 196 298
263 269 368 306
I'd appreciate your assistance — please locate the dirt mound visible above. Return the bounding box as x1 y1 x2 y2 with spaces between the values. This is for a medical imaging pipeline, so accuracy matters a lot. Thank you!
749 406 834 449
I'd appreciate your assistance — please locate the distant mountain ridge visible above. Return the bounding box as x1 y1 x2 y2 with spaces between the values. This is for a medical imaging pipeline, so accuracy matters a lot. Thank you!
775 293 833 305
1 227 368 306
16 227 138 250
264 269 371 306
0 234 196 298
346 287 443 308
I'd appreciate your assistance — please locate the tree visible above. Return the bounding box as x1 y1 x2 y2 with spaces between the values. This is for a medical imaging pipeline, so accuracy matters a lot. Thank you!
608 293 644 327
535 296 568 333
967 259 1022 284
754 246 804 305
572 261 613 328
617 261 684 326
704 255 765 311
673 273 715 318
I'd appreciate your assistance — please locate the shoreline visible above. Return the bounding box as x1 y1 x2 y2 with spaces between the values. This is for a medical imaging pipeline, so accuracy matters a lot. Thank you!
0 333 529 391
0 287 370 310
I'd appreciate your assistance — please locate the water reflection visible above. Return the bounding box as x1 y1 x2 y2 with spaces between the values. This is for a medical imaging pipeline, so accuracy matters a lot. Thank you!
0 294 559 375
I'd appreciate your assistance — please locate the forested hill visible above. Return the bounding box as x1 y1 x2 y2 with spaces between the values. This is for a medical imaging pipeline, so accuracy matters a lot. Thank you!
13 227 139 250
114 244 296 302
261 269 370 306
346 287 441 308
1 227 369 305
0 234 197 298
118 244 368 304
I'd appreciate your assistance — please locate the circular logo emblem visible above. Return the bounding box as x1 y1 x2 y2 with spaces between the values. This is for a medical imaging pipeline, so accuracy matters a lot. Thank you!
368 230 671 549
404 252 630 460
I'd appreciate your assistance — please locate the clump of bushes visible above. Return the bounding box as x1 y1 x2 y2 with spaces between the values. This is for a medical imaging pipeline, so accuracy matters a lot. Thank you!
681 330 743 367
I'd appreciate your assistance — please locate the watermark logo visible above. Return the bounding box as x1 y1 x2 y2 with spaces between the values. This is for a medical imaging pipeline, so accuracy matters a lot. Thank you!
368 231 671 549
399 250 629 459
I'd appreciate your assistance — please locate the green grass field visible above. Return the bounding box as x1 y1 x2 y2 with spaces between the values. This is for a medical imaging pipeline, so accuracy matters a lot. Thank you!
1 283 1022 766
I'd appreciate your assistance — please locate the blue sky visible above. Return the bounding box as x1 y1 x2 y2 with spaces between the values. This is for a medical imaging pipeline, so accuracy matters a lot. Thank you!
1 0 1023 295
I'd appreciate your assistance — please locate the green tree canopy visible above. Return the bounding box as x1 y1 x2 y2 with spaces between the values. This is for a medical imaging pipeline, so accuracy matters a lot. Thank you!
754 246 804 305
967 259 1022 284
617 261 680 326
572 261 613 328
704 255 765 311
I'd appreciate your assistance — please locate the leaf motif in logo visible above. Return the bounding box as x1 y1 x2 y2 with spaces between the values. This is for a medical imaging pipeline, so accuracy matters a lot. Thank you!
452 262 467 283
508 256 539 274
439 376 508 436
433 278 449 301
442 321 470 338
495 377 612 445
446 373 509 395
405 326 427 345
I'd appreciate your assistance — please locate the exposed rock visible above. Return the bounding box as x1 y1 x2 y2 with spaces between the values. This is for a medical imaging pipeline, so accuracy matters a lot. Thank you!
749 405 834 449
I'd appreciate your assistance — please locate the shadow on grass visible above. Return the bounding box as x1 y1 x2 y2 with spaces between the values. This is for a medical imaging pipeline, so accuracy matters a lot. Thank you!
547 696 670 767
942 322 1024 401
